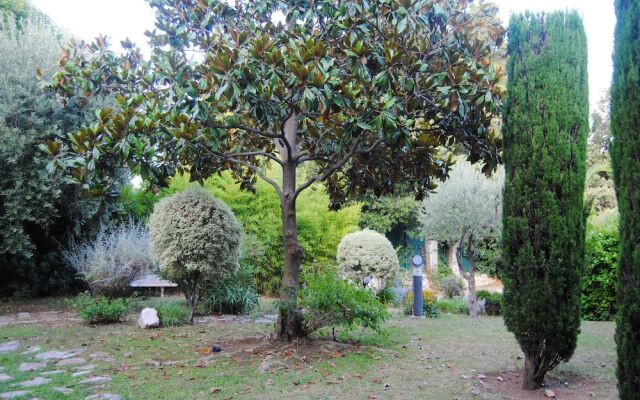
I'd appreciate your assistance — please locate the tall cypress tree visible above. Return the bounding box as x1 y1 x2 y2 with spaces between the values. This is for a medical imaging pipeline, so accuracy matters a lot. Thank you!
610 1 640 397
500 11 588 390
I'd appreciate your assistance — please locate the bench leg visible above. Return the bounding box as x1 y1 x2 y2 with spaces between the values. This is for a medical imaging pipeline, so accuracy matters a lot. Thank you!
161 287 165 297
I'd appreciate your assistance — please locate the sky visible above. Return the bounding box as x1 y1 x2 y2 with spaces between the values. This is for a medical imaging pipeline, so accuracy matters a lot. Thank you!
30 0 615 111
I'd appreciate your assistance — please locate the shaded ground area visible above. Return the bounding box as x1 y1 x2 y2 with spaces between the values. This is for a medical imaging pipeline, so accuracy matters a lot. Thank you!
0 299 617 399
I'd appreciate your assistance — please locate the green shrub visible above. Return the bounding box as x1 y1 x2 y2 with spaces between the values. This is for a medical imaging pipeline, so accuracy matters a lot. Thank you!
149 189 243 322
435 297 468 315
440 276 463 298
582 226 618 321
376 287 396 305
299 270 389 337
427 262 464 295
476 290 502 316
200 271 259 316
336 229 399 289
403 289 438 318
150 300 190 327
66 293 131 324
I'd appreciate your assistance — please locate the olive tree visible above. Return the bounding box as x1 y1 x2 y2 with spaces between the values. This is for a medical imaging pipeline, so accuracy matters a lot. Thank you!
420 160 503 318
42 0 504 340
149 189 243 322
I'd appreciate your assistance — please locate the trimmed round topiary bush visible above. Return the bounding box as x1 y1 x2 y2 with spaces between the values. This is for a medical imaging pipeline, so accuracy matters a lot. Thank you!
149 189 243 322
336 229 399 290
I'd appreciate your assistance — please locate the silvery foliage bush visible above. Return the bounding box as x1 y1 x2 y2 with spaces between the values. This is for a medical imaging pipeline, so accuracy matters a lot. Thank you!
337 229 399 289
149 189 243 321
62 221 155 297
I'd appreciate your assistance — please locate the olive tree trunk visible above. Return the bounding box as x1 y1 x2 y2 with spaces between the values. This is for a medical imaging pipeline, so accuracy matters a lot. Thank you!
456 230 478 319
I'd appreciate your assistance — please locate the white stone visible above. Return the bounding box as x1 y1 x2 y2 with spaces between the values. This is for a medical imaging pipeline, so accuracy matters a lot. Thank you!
20 347 40 355
16 313 30 319
56 358 86 366
88 352 110 361
75 365 96 371
0 391 30 399
79 376 111 385
137 308 159 329
35 350 80 361
53 388 73 395
86 394 121 400
0 341 20 353
15 377 50 387
40 370 64 376
0 374 12 383
18 363 47 372
71 370 92 378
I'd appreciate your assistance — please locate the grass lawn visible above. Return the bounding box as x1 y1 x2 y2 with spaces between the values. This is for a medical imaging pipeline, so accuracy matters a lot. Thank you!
0 299 617 399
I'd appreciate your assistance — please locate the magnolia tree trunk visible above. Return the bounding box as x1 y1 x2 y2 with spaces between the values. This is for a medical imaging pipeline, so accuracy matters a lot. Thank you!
274 159 305 340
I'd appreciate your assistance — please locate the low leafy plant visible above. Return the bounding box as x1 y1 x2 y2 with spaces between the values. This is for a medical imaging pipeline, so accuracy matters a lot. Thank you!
299 270 389 338
200 264 259 315
440 276 463 298
66 292 131 324
435 297 469 315
150 300 190 327
376 287 396 304
404 289 438 318
476 290 502 316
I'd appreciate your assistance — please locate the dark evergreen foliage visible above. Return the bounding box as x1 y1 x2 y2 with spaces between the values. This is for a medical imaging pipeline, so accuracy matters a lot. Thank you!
610 0 640 396
0 13 113 297
500 11 588 390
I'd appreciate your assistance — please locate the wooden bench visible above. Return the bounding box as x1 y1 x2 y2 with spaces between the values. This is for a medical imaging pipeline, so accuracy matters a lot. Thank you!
130 274 178 297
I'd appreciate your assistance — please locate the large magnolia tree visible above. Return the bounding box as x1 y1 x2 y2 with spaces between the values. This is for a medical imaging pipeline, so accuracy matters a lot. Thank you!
42 0 505 340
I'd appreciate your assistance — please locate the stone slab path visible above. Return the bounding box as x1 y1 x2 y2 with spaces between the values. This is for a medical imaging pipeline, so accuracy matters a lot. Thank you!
0 339 121 400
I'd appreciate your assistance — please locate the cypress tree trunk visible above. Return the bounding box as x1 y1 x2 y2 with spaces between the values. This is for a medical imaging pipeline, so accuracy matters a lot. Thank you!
610 1 640 397
500 11 588 390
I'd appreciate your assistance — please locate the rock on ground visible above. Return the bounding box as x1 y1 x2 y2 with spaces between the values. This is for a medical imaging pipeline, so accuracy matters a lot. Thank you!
138 308 160 329
56 358 86 366
258 355 289 373
85 394 122 400
79 376 112 385
20 347 40 355
39 370 64 376
15 377 50 387
0 391 31 399
18 363 47 372
35 349 83 361
0 374 12 383
0 341 20 353
53 387 74 395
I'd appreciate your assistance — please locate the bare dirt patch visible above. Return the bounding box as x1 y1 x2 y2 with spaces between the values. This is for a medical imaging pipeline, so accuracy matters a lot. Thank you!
193 334 363 369
480 371 616 399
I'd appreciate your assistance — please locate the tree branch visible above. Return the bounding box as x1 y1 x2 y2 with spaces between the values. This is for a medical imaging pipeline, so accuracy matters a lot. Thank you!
203 121 283 139
223 150 283 166
207 150 282 198
293 137 385 199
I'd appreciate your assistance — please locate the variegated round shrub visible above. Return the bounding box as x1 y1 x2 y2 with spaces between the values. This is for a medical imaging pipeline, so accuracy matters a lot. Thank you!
336 229 399 289
149 188 242 321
